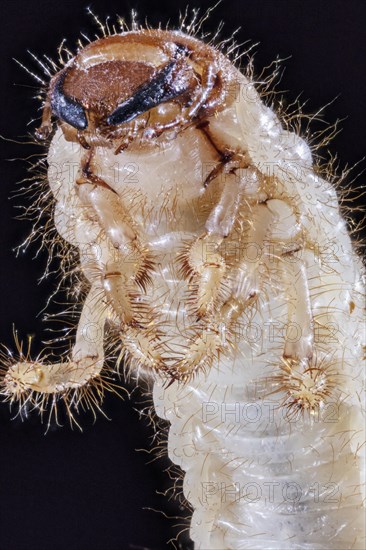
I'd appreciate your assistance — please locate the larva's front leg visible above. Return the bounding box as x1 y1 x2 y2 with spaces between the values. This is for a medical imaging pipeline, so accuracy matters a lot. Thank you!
76 152 154 292
76 168 165 374
3 284 108 403
179 162 250 318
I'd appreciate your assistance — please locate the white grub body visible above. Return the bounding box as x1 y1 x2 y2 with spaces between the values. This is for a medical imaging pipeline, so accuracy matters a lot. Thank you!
47 69 365 546
3 32 365 549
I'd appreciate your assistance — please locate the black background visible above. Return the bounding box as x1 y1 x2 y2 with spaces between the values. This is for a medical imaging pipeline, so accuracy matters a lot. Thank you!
0 1 365 549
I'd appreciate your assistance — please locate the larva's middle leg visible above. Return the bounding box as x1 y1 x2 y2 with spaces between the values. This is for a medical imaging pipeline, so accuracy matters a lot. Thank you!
1 159 164 413
233 196 339 412
272 255 339 413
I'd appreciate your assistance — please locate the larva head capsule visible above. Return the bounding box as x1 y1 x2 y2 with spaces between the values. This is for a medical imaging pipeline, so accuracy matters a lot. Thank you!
36 31 235 150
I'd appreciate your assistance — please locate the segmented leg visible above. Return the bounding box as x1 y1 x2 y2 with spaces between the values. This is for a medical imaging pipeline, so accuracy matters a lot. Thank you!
76 156 166 374
179 162 250 317
2 150 167 412
3 284 108 400
173 164 264 377
271 252 338 413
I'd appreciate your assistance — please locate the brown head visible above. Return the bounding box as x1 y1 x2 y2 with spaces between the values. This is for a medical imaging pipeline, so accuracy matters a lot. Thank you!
36 30 235 150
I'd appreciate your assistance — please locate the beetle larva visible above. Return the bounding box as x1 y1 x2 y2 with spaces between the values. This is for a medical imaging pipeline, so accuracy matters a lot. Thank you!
1 12 365 550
